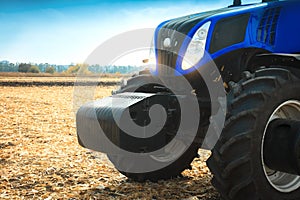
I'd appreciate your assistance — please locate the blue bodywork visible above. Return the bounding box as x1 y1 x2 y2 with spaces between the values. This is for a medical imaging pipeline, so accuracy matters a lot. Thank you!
154 0 300 75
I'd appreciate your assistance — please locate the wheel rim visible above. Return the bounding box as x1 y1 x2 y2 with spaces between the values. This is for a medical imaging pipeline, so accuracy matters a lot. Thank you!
150 139 187 162
262 100 300 193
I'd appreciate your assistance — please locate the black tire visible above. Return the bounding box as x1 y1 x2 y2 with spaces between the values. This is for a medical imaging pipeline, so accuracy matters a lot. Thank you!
207 68 300 200
108 73 203 182
107 142 200 182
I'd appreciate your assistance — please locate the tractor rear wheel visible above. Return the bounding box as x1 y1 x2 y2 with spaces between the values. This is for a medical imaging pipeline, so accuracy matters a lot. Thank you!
207 68 300 199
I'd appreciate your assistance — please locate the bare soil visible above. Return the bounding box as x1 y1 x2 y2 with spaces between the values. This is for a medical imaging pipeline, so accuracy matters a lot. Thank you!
0 77 220 200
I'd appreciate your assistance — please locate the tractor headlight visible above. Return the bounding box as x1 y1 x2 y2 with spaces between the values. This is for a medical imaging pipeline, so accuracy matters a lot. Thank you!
182 21 211 70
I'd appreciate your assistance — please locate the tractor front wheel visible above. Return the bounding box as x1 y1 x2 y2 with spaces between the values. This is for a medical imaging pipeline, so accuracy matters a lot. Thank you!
107 140 200 182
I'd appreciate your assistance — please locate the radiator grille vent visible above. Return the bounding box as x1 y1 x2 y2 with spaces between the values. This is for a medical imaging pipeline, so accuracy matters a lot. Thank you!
257 7 281 46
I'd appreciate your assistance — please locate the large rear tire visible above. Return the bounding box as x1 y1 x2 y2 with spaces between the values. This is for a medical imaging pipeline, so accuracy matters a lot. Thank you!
207 68 300 199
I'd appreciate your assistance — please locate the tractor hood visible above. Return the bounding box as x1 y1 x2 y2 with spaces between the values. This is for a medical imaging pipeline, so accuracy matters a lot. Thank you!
155 4 259 75
160 7 239 35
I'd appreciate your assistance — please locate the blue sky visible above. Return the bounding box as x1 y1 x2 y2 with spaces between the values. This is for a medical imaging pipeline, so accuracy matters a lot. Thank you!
0 0 258 65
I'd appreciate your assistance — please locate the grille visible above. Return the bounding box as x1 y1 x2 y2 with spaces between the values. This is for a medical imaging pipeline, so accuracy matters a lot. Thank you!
156 28 181 76
257 7 281 46
157 50 176 75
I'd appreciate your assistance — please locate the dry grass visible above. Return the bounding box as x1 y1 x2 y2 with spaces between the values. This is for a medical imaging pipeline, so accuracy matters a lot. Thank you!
0 76 122 87
0 72 130 78
0 77 219 200
0 72 73 77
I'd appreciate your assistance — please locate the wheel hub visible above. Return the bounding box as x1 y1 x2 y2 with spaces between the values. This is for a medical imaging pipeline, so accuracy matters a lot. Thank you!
262 100 300 193
264 118 300 175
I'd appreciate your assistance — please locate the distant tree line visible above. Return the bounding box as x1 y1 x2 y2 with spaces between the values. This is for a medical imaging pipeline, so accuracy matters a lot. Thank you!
0 60 145 74
0 61 18 72
65 64 145 75
0 61 69 74
88 64 144 74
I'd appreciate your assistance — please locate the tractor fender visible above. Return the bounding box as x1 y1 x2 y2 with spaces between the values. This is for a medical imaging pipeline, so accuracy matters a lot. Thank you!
252 53 300 68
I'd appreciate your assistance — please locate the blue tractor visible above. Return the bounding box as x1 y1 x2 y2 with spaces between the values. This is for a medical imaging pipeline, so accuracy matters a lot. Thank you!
76 0 300 199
